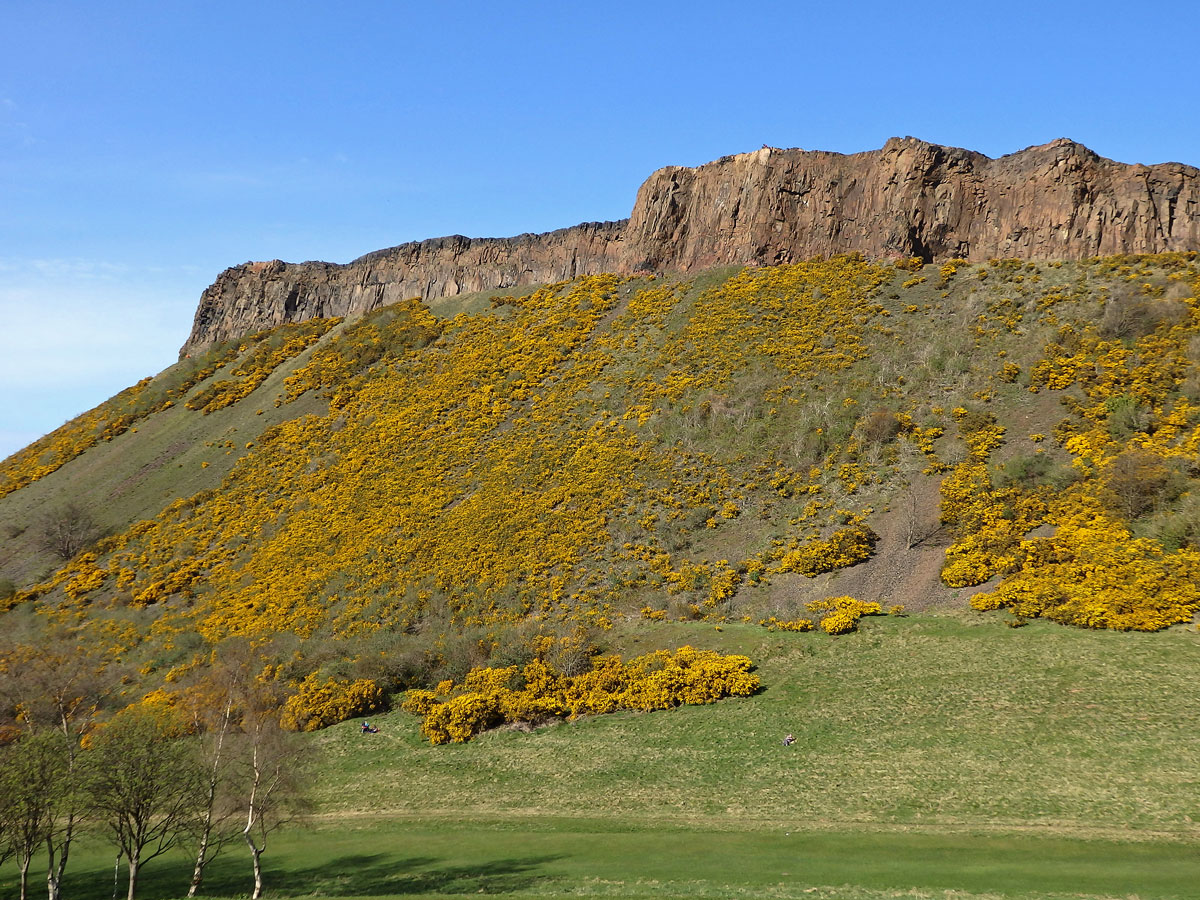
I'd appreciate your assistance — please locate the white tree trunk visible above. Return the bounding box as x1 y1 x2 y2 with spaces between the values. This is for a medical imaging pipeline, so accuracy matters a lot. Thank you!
46 840 69 900
189 696 234 896
244 737 265 900
248 841 264 900
126 855 140 900
187 827 212 898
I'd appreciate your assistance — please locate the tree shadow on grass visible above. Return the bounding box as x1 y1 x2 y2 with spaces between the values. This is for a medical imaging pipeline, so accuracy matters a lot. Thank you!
196 852 565 898
45 850 564 899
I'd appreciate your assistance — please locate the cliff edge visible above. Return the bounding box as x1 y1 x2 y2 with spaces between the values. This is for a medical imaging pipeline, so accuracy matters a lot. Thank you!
182 137 1200 354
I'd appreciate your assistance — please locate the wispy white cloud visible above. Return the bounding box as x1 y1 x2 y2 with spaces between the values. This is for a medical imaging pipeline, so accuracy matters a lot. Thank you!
0 259 197 457
0 257 132 280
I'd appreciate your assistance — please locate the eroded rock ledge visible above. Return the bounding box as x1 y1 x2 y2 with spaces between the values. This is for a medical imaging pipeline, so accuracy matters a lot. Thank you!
182 137 1200 354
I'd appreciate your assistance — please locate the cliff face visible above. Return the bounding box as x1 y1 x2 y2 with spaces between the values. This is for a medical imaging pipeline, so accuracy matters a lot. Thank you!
184 222 627 352
626 138 1200 267
182 137 1200 354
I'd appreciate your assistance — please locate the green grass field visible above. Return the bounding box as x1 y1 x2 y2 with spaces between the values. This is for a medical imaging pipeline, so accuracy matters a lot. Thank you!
28 820 1200 900
7 613 1197 900
313 615 1200 836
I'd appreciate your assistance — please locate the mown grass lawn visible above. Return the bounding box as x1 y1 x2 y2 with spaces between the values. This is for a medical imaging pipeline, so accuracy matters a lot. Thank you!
19 820 1199 900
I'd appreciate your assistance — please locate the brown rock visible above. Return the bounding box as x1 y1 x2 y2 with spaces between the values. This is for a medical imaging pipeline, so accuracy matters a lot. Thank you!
181 137 1200 355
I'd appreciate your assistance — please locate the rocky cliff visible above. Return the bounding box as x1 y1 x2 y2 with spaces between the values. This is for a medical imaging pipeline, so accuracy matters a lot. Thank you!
182 137 1200 354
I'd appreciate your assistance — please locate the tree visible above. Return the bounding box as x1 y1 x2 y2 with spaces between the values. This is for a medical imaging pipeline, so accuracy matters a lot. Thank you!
34 502 101 561
896 448 943 551
180 639 260 898
0 634 118 900
0 732 70 900
231 673 311 900
238 719 310 900
0 750 14 882
176 638 311 900
87 707 205 900
182 689 238 899
0 634 117 742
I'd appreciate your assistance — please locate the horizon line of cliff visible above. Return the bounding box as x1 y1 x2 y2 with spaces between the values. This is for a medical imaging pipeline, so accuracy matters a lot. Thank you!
182 136 1200 355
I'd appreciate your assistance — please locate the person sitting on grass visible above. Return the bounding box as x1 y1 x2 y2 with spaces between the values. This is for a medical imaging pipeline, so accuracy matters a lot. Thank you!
361 721 380 734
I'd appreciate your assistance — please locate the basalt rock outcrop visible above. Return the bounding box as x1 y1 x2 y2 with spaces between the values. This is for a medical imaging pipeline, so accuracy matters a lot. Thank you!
182 137 1200 354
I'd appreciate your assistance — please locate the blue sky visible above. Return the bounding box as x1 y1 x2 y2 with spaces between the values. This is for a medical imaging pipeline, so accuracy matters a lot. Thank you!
2 0 1197 459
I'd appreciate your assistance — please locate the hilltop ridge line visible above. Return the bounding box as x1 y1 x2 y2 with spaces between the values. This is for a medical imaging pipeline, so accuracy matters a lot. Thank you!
182 137 1200 355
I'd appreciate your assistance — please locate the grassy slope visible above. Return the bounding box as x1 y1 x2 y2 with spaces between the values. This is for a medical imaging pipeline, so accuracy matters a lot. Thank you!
3 258 1200 898
7 613 1199 900
0 284 528 590
0 259 1002 597
0 342 332 587
313 615 1200 836
0 259 1056 636
6 256 1195 630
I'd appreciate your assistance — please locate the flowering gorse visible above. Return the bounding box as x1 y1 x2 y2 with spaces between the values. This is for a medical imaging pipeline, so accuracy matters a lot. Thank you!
406 646 758 744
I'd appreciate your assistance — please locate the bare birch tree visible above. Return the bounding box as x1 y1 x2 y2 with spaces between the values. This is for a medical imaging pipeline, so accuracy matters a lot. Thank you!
87 707 205 900
233 677 310 900
182 638 262 897
34 502 101 561
0 634 117 900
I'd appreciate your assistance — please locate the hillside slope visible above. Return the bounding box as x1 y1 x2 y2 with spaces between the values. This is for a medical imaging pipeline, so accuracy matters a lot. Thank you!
3 254 1200 717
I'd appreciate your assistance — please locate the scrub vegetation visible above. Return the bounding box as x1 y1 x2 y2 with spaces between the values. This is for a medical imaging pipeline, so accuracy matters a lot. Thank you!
2 253 1200 898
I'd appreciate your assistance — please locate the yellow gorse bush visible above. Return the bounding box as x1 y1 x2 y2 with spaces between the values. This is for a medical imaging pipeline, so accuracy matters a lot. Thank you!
410 647 758 744
969 502 1200 630
778 525 877 576
805 596 883 634
279 673 385 732
185 318 340 413
758 616 814 632
938 408 1050 589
